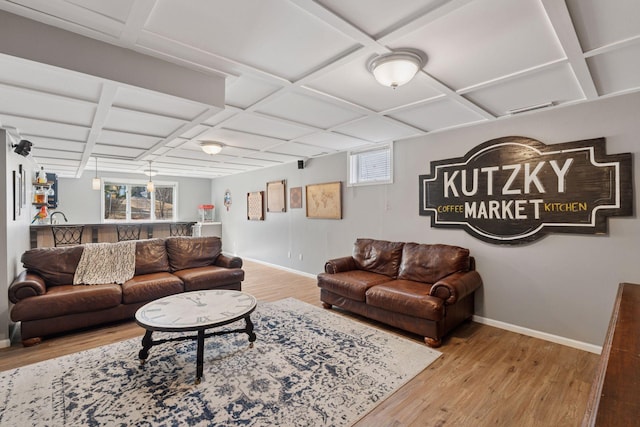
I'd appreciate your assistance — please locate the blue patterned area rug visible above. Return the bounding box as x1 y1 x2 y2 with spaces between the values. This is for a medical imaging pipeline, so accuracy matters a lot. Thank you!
0 298 440 426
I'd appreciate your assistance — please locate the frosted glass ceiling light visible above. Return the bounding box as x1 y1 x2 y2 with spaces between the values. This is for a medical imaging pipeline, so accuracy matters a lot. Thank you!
200 141 223 155
368 50 425 89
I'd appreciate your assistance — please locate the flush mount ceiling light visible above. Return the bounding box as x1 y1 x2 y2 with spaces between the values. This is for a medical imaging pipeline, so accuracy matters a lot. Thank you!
200 141 223 155
367 49 425 89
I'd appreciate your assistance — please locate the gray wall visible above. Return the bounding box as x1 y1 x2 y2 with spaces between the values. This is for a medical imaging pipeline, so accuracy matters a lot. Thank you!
212 91 640 348
57 172 214 224
1 130 34 346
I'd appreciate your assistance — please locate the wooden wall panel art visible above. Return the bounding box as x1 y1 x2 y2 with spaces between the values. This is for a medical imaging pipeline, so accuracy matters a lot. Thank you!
267 180 286 212
419 136 633 245
247 191 264 221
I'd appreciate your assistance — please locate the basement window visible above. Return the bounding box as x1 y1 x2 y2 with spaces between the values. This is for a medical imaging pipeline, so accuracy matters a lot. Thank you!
348 143 393 186
102 180 177 222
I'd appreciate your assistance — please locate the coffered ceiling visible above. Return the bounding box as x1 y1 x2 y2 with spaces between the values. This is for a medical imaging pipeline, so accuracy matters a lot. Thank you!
0 0 639 179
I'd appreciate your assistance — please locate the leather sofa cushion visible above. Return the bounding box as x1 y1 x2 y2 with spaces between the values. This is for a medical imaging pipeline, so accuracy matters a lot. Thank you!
166 236 222 272
122 272 184 304
173 266 244 292
317 270 391 301
366 280 444 321
21 246 84 286
398 243 470 283
10 284 121 321
135 238 170 275
352 238 405 278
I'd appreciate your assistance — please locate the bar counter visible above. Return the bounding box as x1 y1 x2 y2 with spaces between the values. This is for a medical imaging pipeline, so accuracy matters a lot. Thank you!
29 222 199 248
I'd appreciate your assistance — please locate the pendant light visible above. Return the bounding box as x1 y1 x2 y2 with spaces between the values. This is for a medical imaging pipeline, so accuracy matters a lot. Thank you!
91 157 101 190
146 160 154 192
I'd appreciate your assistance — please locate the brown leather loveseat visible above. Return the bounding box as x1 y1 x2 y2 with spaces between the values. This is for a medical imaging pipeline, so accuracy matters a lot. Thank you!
317 238 482 347
8 236 244 346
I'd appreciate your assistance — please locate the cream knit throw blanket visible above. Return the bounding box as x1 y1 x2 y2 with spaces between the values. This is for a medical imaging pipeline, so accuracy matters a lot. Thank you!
73 241 136 285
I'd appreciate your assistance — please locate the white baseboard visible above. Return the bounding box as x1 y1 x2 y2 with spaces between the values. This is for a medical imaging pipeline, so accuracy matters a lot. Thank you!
241 256 317 279
0 338 11 349
235 254 602 355
472 315 602 354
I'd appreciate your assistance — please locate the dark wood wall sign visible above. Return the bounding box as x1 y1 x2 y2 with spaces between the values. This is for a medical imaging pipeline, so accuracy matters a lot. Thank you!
419 136 633 245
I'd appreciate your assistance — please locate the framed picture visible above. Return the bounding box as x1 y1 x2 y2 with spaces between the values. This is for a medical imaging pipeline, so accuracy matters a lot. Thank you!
306 181 342 219
19 164 26 208
247 191 264 220
13 170 19 221
290 187 302 209
267 180 286 213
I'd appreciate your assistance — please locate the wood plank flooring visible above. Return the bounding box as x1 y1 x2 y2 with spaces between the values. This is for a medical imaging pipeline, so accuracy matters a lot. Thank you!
0 260 598 426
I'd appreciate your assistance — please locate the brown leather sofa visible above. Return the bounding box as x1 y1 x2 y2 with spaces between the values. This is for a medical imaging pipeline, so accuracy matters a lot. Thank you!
317 238 482 347
8 236 244 346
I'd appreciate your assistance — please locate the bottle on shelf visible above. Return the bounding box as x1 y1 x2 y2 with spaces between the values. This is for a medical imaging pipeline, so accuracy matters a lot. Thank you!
34 187 47 204
37 167 47 184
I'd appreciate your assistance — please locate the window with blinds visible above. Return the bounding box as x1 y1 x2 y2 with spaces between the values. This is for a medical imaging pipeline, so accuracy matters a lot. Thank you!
348 143 393 186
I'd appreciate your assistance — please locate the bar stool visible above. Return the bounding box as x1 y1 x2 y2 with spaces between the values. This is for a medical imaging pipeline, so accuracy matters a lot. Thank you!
170 222 193 236
116 224 141 241
51 225 84 247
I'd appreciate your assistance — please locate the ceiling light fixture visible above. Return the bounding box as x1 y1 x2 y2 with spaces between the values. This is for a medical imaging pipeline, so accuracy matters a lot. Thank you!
143 169 158 177
200 141 223 155
92 157 101 190
146 161 154 193
367 49 425 89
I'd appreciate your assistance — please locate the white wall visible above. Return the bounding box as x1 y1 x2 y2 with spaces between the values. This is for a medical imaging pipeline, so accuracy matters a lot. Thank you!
1 130 34 346
212 91 640 348
58 172 214 223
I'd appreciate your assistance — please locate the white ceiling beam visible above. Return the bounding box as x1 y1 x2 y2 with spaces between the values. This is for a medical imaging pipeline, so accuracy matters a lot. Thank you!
0 10 225 108
119 0 157 46
77 82 118 178
541 0 598 100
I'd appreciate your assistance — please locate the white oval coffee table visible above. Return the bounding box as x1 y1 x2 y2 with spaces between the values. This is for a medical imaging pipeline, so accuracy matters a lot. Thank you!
135 289 257 384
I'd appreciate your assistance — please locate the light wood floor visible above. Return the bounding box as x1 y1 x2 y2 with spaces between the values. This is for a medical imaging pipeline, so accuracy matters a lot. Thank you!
0 260 598 426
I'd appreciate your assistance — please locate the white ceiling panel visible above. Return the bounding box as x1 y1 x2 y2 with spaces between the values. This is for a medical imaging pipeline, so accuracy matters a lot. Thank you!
333 117 419 143
566 0 640 52
295 131 369 151
103 107 186 137
587 43 640 96
112 86 208 121
390 99 487 132
143 0 357 80
391 0 565 90
318 0 442 39
226 76 282 109
93 143 145 158
223 114 312 140
97 130 161 149
267 142 331 158
0 0 637 178
0 55 102 101
257 92 364 128
464 64 585 116
3 116 90 141
0 85 96 126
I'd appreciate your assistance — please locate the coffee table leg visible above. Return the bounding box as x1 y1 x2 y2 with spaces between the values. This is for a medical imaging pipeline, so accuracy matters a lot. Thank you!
245 315 257 347
139 330 153 364
195 329 205 384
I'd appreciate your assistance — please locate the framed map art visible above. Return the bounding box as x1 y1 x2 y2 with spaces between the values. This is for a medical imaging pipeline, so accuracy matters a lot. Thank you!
306 181 341 219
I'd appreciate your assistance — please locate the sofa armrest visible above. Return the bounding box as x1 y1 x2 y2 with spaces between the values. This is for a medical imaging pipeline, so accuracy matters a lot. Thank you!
430 270 482 305
215 254 243 269
324 256 357 274
9 271 47 303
